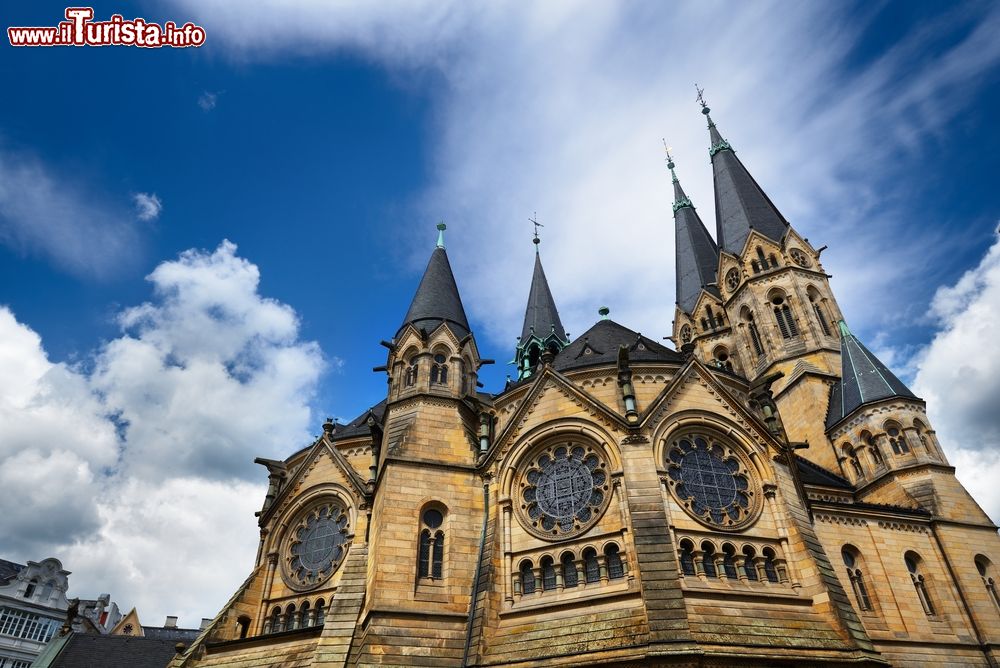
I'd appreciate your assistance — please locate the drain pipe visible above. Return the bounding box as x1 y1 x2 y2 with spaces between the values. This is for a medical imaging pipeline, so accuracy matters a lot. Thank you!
462 481 490 667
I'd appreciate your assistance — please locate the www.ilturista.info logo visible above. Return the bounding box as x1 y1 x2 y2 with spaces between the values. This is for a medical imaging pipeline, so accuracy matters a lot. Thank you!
8 7 206 48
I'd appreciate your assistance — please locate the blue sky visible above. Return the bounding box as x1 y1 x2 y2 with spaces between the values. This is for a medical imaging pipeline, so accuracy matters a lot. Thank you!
2 0 1000 626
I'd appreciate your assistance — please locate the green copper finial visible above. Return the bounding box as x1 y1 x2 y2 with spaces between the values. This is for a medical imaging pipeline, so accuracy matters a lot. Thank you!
598 306 610 319
837 319 852 338
436 221 447 249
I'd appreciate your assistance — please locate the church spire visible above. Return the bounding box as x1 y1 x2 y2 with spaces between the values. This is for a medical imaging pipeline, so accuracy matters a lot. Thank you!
667 147 720 314
515 220 569 380
398 223 471 339
697 86 789 255
826 320 918 429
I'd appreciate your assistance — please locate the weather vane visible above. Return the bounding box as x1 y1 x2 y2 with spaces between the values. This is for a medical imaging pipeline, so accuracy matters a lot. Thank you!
662 138 673 164
529 211 544 245
695 84 707 109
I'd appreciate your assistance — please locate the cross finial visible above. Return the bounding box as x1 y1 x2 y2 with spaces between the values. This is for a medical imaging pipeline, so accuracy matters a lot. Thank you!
529 211 544 247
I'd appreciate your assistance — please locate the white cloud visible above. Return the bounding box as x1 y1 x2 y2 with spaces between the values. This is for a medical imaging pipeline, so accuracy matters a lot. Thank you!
133 192 162 221
0 149 140 279
0 241 324 626
913 232 1000 522
197 91 219 111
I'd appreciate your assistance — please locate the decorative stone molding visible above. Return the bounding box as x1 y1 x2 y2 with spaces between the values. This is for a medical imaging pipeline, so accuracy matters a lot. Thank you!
814 513 868 527
876 520 929 534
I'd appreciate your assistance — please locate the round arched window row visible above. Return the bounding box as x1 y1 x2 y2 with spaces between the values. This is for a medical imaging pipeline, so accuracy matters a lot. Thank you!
262 597 327 635
281 500 352 591
675 538 785 584
512 543 627 599
664 434 761 530
516 442 612 540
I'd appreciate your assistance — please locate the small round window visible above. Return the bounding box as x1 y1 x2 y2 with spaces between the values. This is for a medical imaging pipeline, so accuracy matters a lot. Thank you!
664 433 760 530
281 500 352 590
515 442 611 540
725 268 740 291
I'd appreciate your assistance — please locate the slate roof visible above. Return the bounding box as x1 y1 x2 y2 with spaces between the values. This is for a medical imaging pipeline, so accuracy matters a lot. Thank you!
672 167 721 314
707 114 789 255
141 626 201 642
826 321 918 430
330 399 387 441
398 246 471 339
795 455 851 489
48 634 181 668
0 558 25 585
520 252 567 343
553 319 682 373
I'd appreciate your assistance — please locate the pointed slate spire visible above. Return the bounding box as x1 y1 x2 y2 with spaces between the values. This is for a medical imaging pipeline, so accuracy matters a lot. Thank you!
398 224 471 339
826 320 918 429
668 150 720 314
514 229 569 380
698 89 789 255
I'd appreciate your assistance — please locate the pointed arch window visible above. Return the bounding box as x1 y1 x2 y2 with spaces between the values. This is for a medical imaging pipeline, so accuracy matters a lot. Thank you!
430 354 449 385
905 552 935 616
742 308 765 358
417 507 445 580
807 288 831 336
842 547 873 611
770 294 798 339
886 424 909 455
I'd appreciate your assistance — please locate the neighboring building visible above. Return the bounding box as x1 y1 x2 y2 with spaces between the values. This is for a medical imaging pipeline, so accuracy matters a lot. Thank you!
0 558 68 668
31 634 182 668
110 609 205 644
169 102 1000 667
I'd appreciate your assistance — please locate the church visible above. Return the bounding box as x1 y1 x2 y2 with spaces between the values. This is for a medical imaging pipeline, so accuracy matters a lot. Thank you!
168 101 1000 668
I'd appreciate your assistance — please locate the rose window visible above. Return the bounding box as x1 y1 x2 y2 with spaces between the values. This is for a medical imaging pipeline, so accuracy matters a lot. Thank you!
664 434 760 530
282 501 351 590
517 443 611 540
725 268 741 291
789 248 811 267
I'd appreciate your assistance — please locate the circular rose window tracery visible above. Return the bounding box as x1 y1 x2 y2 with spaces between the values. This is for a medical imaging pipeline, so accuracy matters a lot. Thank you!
516 442 611 540
664 433 761 530
281 500 352 591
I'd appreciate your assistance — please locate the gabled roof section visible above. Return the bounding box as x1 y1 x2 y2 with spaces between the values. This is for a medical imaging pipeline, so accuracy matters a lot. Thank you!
670 155 720 314
0 558 24 585
521 251 567 343
553 318 682 373
40 634 182 668
795 455 852 489
703 105 789 255
330 400 387 442
397 241 471 340
826 320 919 430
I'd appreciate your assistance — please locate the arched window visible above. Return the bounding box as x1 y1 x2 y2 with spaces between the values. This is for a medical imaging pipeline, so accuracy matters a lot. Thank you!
712 347 734 373
540 556 557 591
404 357 418 387
268 606 281 634
701 542 717 579
430 353 449 385
807 288 831 336
975 556 1000 611
236 615 251 639
886 424 909 455
520 561 536 595
721 544 738 579
905 552 935 615
842 547 873 611
678 540 695 576
843 443 864 482
742 308 765 358
561 553 578 588
583 548 600 583
756 246 769 270
751 259 761 274
298 601 311 629
762 548 780 583
605 544 624 580
771 294 799 339
284 604 297 631
314 599 325 627
417 507 445 580
863 431 884 468
742 546 758 581
913 419 933 456
769 253 779 268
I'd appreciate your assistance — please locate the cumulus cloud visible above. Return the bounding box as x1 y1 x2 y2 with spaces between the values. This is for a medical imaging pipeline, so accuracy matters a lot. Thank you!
133 192 162 221
0 241 324 625
913 231 1000 522
0 149 140 279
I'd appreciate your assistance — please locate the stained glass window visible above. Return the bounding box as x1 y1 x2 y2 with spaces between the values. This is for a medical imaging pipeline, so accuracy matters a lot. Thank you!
285 501 351 589
518 443 610 539
665 434 756 529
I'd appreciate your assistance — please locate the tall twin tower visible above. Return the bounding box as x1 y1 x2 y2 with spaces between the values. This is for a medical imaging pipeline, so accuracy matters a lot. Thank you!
172 103 1000 667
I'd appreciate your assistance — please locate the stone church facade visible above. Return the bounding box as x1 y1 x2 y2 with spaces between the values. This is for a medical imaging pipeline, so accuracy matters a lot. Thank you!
170 104 1000 667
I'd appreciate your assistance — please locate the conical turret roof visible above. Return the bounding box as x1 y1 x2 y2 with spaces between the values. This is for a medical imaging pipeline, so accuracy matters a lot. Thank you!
670 155 720 313
826 321 918 429
398 230 471 339
703 105 789 255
